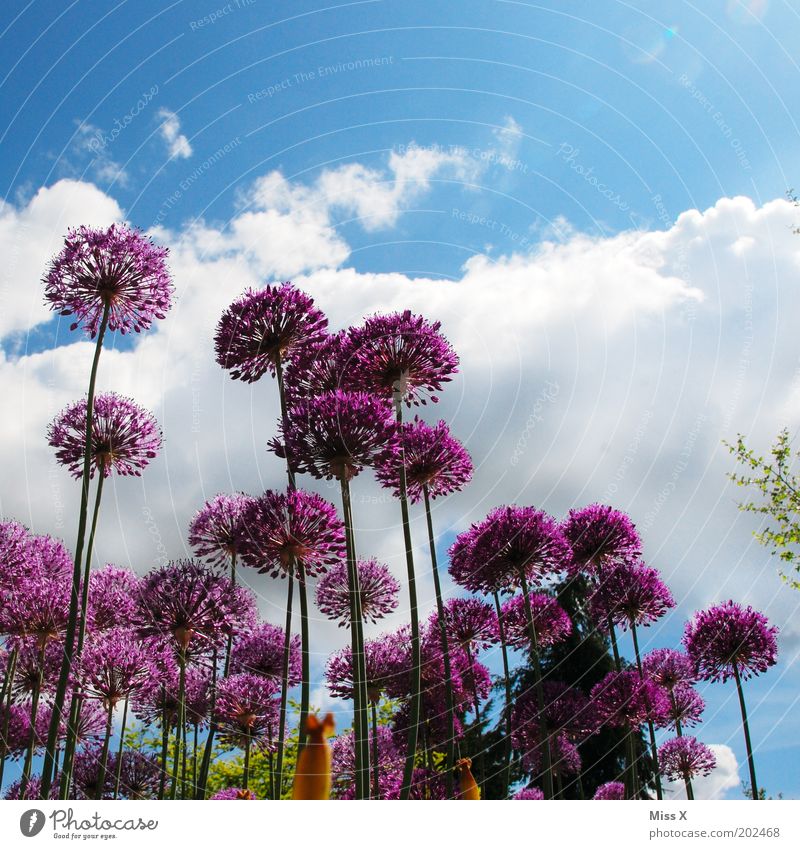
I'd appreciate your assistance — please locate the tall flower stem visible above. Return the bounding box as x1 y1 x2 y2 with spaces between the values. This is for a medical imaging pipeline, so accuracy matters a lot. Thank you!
370 700 381 799
158 706 169 800
243 731 251 790
624 728 638 799
96 701 114 800
297 561 311 753
518 575 554 800
274 576 294 799
113 697 129 799
42 301 110 799
464 643 484 790
195 647 219 798
170 648 187 800
492 591 513 798
20 643 46 797
192 724 199 799
630 622 663 800
394 400 422 801
733 663 759 800
671 692 694 800
422 485 456 798
0 645 18 792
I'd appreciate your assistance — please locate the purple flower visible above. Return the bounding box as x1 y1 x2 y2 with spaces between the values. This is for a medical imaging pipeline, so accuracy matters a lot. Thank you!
9 639 63 700
316 558 400 626
72 742 114 799
214 283 328 382
512 681 597 743
0 703 39 759
588 561 675 630
331 726 403 800
80 628 150 708
211 787 257 799
325 635 408 703
3 775 59 800
513 786 544 800
113 749 162 799
593 781 625 800
349 310 459 406
448 505 571 594
188 493 256 566
683 601 778 683
0 520 30 589
272 390 397 481
408 767 449 800
562 504 641 573
514 728 581 778
43 223 173 337
215 673 280 751
87 564 140 631
25 534 72 583
374 417 473 503
435 597 498 651
240 489 346 579
48 392 162 479
664 684 705 730
658 736 716 782
500 592 573 649
1 576 71 646
283 330 354 406
231 622 301 686
590 669 669 729
642 648 696 691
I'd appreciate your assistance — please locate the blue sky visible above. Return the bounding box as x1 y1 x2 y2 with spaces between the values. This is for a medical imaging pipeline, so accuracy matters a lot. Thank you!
2 0 800 799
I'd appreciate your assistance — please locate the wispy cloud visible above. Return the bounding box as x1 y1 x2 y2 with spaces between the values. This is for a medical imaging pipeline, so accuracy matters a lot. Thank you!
158 108 192 159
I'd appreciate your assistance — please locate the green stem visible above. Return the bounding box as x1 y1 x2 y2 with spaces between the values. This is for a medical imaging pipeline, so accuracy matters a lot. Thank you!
113 697 129 799
274 575 294 799
631 622 663 800
671 691 695 800
733 663 759 800
21 643 46 797
297 561 310 754
464 643 484 791
192 724 199 799
158 704 169 800
243 733 251 790
371 700 381 799
170 648 186 800
0 646 19 793
95 701 114 800
42 301 110 799
422 486 456 798
196 647 220 798
492 591 513 799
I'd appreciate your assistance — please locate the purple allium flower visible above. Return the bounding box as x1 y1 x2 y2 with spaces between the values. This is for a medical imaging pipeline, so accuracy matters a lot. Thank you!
272 390 397 481
283 329 354 406
448 506 571 594
231 622 301 686
374 417 473 503
188 493 255 567
134 560 252 652
515 729 582 778
589 561 675 630
331 726 404 800
663 684 705 730
450 649 492 704
349 310 459 406
130 648 181 727
3 775 59 800
25 533 72 582
43 223 173 337
500 592 573 650
113 749 162 799
659 736 716 782
80 628 150 708
683 601 778 683
214 283 328 382
72 742 114 799
593 781 625 800
316 558 399 627
512 681 596 743
48 392 162 479
513 786 545 800
562 504 641 573
10 638 64 700
325 635 408 703
590 669 670 729
434 597 498 652
0 703 38 759
211 787 257 800
1 576 71 646
0 520 29 588
87 564 140 631
215 673 280 751
408 767 449 800
240 489 346 579
54 696 107 745
642 648 696 691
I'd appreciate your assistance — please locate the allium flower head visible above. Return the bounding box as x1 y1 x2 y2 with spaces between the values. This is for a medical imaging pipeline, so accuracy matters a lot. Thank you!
114 749 161 799
590 669 669 729
513 786 544 800
513 725 581 778
683 601 778 682
4 775 59 800
72 743 114 799
231 622 301 686
642 648 696 691
562 504 641 573
214 283 328 382
325 632 409 703
375 417 473 503
283 330 354 406
48 392 162 479
215 673 279 750
80 628 150 708
240 489 345 579
658 736 716 782
0 520 29 588
349 310 459 406
43 223 173 337
1 576 71 646
664 684 705 730
435 597 498 651
273 390 397 481
87 564 140 631
188 492 256 566
589 561 675 630
500 592 573 649
211 787 257 800
512 681 596 742
331 726 403 800
448 505 571 594
0 703 39 758
11 638 65 700
316 558 399 627
593 781 625 800
26 534 73 582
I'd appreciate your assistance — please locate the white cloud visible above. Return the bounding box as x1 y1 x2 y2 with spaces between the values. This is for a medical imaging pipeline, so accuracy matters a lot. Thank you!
158 108 193 159
492 115 523 158
663 744 741 800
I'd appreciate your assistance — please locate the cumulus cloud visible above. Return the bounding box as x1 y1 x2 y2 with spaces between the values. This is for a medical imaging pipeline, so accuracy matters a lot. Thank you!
663 744 741 800
158 108 193 159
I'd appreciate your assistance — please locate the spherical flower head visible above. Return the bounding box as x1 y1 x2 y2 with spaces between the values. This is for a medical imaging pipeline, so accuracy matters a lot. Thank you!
215 673 280 751
80 627 150 708
283 330 354 407
134 559 252 651
590 669 670 729
659 736 716 782
683 600 778 683
114 749 162 799
589 560 675 630
375 417 473 503
500 592 572 650
513 786 544 800
664 684 705 730
87 564 140 631
316 558 399 627
642 648 696 691
450 648 492 705
435 597 498 652
43 223 173 338
331 726 403 800
1 576 71 646
25 533 72 583
4 775 60 800
231 622 301 686
593 781 625 800
72 743 114 799
211 787 257 800
214 282 328 382
448 505 571 594
272 390 397 481
515 729 581 778
130 645 182 726
0 520 29 589
240 488 346 579
0 702 39 758
188 492 256 566
325 632 409 702
48 392 162 479
562 504 642 574
10 638 64 701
